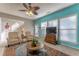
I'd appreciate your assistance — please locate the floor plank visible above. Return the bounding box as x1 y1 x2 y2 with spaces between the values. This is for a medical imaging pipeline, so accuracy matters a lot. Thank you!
3 46 16 56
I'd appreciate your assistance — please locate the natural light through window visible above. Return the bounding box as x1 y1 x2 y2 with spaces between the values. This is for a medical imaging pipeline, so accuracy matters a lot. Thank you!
35 25 39 37
11 21 24 31
41 22 47 37
60 15 77 44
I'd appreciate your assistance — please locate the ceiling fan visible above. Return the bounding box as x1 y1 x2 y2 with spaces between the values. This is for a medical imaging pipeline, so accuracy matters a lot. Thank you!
19 3 40 16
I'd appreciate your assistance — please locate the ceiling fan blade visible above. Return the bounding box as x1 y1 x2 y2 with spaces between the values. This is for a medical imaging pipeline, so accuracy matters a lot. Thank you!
19 10 27 11
33 6 40 10
28 3 32 9
33 11 38 15
23 3 28 9
28 3 31 6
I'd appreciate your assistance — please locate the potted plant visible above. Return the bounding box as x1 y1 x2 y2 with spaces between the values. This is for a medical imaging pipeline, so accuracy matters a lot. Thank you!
31 38 38 47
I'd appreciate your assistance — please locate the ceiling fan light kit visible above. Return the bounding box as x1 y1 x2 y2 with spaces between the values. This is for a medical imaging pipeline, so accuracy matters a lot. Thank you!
26 11 34 16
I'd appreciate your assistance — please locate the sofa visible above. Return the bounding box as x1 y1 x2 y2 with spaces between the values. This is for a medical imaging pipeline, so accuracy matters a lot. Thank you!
7 32 21 46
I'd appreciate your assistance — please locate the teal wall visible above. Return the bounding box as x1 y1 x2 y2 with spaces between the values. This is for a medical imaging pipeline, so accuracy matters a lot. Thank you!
34 4 79 49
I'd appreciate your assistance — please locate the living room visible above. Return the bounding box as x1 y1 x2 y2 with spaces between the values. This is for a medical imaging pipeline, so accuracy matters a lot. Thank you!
0 3 79 56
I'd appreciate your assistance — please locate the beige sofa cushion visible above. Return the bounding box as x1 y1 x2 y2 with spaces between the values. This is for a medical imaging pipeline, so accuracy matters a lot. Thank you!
7 32 20 45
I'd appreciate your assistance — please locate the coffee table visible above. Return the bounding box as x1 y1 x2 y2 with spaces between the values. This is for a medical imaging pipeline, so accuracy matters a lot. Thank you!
15 43 48 56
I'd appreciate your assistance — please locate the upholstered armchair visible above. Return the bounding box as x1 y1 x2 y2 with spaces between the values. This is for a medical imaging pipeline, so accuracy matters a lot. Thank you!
7 32 21 46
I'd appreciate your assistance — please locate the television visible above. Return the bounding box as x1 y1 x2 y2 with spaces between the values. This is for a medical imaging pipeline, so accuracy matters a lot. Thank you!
46 27 56 34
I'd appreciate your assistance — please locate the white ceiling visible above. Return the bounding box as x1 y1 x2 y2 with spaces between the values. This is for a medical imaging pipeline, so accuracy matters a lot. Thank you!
0 3 74 20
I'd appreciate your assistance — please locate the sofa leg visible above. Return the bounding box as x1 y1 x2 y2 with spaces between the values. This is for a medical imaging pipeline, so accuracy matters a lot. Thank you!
8 45 9 47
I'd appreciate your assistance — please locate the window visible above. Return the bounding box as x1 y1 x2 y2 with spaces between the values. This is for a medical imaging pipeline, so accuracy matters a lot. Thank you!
48 20 58 27
35 25 39 37
59 15 77 44
11 21 24 31
41 22 47 37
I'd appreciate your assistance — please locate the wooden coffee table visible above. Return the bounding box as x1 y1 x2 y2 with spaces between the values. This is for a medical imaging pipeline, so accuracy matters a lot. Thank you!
27 42 41 55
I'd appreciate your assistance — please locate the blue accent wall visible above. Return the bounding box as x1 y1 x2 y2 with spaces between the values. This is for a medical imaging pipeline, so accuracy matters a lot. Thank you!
34 4 79 49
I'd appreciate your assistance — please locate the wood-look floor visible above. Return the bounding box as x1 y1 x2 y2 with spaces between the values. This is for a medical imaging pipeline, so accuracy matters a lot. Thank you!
3 45 19 56
3 47 15 56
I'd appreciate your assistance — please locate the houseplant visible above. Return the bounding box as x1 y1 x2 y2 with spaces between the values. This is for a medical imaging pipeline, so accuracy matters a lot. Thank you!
31 38 38 47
